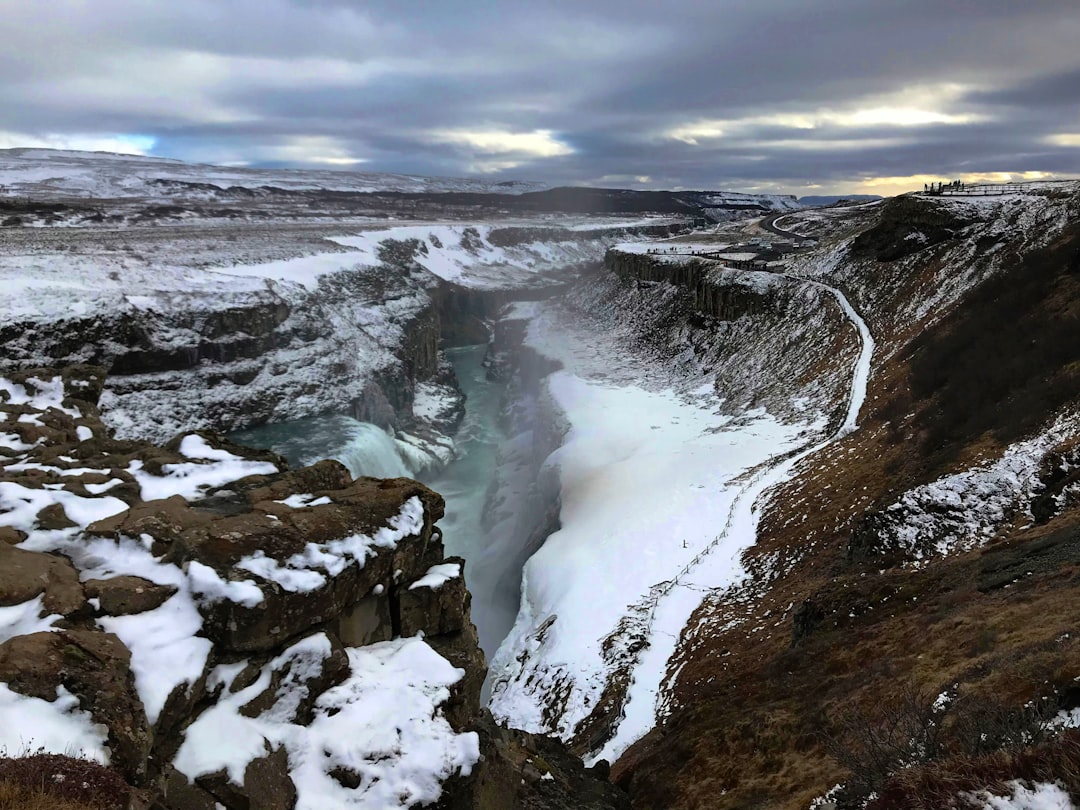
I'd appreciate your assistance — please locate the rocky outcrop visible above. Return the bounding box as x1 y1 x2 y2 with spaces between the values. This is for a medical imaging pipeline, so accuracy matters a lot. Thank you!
0 366 628 810
598 247 857 427
850 194 974 262
605 249 787 321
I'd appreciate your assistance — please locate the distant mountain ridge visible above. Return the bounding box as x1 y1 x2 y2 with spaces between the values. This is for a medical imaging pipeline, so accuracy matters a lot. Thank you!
0 148 798 219
0 147 551 198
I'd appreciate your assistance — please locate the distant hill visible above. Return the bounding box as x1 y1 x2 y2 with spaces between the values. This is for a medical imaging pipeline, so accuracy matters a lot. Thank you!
798 194 882 206
0 148 799 219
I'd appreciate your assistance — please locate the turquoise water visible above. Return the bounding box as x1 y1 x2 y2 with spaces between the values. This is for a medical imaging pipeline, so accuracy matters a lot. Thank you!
228 345 516 665
230 413 410 479
420 345 513 662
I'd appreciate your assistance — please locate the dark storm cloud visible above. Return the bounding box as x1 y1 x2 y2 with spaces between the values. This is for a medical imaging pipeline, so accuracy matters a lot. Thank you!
3 0 1080 193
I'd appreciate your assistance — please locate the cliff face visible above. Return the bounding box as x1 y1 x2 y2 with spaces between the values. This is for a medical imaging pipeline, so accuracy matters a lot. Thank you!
0 261 439 445
0 220 690 451
0 367 628 810
612 189 1080 809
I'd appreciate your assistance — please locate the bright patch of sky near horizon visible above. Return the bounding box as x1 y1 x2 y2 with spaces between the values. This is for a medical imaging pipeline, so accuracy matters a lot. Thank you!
3 0 1080 196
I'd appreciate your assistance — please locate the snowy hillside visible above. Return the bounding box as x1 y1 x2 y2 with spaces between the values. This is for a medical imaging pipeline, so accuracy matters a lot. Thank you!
0 148 550 199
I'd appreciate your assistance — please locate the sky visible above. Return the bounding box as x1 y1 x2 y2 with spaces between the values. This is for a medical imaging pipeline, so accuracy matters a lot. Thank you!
3 0 1080 196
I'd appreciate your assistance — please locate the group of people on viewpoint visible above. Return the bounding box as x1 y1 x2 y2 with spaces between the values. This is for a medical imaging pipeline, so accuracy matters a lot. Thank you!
924 180 965 194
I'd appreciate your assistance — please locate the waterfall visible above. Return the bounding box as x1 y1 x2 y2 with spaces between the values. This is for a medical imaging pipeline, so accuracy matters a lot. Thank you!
327 420 411 479
229 414 411 480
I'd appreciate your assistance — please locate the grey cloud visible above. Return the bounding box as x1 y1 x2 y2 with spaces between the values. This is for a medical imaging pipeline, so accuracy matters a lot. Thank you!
3 0 1080 193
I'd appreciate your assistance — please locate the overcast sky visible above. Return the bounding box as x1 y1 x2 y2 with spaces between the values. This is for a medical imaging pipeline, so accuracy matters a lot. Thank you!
3 0 1080 195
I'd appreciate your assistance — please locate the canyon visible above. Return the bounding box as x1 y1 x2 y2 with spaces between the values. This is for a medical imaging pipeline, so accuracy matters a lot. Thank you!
2 151 1080 809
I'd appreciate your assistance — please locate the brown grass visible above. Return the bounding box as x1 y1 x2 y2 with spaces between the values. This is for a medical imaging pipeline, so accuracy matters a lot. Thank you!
0 781 99 810
0 756 129 810
868 729 1080 810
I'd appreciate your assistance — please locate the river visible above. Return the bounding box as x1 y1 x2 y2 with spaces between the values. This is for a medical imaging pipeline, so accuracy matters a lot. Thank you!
229 343 518 665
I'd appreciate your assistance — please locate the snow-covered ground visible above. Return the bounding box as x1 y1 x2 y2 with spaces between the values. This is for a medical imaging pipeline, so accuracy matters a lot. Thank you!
488 269 874 760
963 781 1075 810
864 410 1080 565
0 148 548 199
0 221 654 327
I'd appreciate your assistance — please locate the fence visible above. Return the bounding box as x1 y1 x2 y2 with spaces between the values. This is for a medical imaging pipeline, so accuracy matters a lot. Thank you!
924 179 1077 197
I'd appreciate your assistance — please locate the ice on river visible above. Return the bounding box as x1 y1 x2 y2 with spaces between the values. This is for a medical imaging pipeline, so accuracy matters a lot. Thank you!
488 304 819 752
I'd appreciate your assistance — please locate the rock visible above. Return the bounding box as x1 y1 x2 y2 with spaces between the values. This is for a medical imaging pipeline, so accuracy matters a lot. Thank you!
240 459 354 505
333 590 393 647
239 631 349 725
34 502 78 530
164 766 222 810
437 712 632 810
0 526 26 545
86 495 212 554
185 478 444 653
399 557 470 637
0 630 150 785
196 745 296 810
426 624 487 731
0 543 86 616
84 576 178 616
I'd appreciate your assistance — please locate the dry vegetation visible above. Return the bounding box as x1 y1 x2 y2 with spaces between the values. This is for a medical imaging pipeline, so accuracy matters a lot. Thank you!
613 217 1080 808
0 755 130 810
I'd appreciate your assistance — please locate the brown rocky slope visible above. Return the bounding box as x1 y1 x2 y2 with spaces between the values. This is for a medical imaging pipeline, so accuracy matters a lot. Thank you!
605 189 1080 809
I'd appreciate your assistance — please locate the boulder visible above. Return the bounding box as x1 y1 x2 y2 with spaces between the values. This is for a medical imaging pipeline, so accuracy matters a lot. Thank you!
163 767 220 810
196 745 296 810
183 478 444 653
34 502 78 530
84 576 178 616
0 526 26 545
0 630 150 785
399 557 470 637
0 543 85 616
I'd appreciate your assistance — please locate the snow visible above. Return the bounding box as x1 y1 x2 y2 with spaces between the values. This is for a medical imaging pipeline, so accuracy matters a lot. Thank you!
68 535 216 725
875 412 1080 564
0 480 129 538
275 493 334 508
0 595 60 645
174 635 479 809
412 382 462 424
326 224 643 290
187 561 265 608
0 148 550 200
0 376 80 417
488 305 820 748
234 496 425 594
965 781 1075 810
0 684 111 763
177 434 244 461
127 437 281 502
488 270 874 763
0 433 36 452
408 563 462 591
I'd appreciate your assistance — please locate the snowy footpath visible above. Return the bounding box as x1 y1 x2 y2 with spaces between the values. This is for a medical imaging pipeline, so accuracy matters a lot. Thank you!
489 275 874 763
